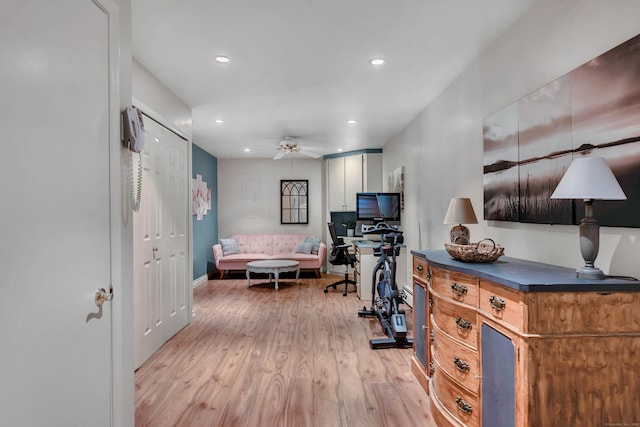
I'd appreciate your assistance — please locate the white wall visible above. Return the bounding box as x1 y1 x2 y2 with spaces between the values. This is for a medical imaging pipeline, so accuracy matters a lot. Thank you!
132 59 192 140
385 0 640 278
218 158 325 239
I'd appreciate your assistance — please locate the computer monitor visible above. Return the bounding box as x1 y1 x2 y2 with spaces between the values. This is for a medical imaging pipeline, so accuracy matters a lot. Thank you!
355 192 401 222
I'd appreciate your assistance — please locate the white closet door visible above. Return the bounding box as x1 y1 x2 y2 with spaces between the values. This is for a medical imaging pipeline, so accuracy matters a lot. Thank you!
134 117 190 369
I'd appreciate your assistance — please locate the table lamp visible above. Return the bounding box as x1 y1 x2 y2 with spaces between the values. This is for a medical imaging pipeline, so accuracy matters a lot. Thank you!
550 156 626 279
443 197 478 244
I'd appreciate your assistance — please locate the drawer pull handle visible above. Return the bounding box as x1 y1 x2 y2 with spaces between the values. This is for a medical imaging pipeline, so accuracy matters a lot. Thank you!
455 316 472 331
451 282 467 296
416 265 423 273
455 397 473 415
489 295 506 312
453 357 470 373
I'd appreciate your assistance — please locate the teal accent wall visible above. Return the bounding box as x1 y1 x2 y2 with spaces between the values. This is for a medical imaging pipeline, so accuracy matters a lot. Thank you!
192 143 218 280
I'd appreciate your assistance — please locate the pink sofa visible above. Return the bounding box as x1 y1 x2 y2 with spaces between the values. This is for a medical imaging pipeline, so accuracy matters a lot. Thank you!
212 234 326 278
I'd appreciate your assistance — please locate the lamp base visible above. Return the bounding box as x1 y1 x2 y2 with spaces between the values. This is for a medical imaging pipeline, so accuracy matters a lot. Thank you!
576 201 604 280
576 266 605 280
450 224 470 244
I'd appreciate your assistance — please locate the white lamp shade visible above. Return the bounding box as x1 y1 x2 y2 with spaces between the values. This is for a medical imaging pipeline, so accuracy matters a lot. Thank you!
443 197 478 224
550 157 627 200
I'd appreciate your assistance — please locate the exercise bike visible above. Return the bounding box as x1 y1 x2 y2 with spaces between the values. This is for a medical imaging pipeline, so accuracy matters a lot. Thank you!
358 222 413 350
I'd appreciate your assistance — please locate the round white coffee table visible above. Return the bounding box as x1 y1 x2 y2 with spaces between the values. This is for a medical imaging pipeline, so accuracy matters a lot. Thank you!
246 260 300 291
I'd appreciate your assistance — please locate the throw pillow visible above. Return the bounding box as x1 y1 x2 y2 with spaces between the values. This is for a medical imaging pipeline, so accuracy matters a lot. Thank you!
304 236 321 254
220 238 240 256
295 242 313 254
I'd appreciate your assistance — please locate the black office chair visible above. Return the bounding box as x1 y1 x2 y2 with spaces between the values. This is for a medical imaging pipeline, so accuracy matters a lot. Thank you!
324 222 357 296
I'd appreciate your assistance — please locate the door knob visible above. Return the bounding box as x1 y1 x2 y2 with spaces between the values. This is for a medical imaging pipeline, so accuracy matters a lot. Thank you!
95 285 114 307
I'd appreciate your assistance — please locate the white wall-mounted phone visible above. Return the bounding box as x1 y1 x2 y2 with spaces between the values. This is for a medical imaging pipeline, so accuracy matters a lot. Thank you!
122 106 145 212
122 106 145 153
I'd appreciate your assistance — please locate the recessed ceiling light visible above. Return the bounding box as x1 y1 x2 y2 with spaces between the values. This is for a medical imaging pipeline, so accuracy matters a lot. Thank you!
369 58 385 66
337 148 344 152
244 148 251 152
215 56 230 63
346 119 357 125
214 119 224 125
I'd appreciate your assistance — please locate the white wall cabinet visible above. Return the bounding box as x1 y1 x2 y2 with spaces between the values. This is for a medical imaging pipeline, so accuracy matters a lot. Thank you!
328 155 362 211
327 152 382 212
362 152 382 193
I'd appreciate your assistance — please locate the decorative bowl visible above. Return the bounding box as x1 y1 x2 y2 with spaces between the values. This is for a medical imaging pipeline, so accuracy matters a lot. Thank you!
444 238 504 263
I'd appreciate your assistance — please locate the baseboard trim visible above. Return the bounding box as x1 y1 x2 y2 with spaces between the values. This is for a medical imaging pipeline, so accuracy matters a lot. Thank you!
193 274 208 288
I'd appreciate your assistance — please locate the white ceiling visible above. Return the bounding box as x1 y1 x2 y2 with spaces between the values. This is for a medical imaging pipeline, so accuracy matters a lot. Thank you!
132 0 535 159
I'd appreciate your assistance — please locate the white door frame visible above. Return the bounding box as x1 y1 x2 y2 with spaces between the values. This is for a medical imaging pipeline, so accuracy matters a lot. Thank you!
97 0 134 424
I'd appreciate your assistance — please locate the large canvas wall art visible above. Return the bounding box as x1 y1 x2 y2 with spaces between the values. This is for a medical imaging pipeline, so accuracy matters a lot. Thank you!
483 104 520 221
483 33 640 227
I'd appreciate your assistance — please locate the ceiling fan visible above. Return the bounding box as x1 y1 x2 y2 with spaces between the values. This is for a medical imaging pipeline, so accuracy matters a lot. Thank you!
274 137 322 160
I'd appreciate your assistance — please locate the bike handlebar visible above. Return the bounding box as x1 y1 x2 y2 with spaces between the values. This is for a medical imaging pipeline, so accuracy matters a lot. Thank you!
361 222 403 236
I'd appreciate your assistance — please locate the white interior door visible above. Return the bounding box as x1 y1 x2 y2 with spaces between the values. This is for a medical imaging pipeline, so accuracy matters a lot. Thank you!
134 116 190 369
0 0 118 425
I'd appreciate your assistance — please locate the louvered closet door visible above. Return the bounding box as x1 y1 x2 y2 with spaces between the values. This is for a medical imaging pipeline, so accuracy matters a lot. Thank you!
134 116 190 369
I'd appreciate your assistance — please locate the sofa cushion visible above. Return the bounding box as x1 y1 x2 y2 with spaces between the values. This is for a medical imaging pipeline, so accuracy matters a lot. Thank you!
272 234 307 255
220 238 240 256
304 236 321 254
295 242 314 254
271 253 319 262
235 234 274 255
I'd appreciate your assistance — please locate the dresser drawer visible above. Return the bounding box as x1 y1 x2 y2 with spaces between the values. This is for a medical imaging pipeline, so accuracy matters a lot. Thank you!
413 256 430 281
432 320 479 393
428 386 464 427
432 360 479 427
479 279 525 332
431 266 479 307
432 295 478 350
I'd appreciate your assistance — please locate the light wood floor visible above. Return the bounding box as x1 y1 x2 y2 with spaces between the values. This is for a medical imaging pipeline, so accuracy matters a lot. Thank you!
135 274 435 426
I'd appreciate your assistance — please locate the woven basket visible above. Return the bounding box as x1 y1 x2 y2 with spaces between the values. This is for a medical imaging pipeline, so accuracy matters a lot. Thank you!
444 238 504 263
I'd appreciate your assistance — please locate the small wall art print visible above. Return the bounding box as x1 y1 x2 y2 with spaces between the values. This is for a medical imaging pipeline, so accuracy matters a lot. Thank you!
483 33 640 227
192 174 211 221
388 166 405 212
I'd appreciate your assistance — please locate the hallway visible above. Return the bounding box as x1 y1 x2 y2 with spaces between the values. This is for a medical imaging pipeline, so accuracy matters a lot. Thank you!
135 275 433 426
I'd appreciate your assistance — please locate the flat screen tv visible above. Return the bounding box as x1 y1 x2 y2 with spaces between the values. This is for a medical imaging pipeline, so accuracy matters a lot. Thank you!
356 192 401 221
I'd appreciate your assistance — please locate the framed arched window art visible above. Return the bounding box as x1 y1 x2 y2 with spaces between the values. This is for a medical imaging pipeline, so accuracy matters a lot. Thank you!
281 179 308 224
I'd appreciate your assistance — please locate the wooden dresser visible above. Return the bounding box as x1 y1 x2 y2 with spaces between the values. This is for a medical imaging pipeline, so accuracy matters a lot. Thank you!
411 250 640 427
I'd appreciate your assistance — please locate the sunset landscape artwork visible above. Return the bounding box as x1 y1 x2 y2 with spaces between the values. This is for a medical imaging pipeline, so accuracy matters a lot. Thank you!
483 33 640 227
